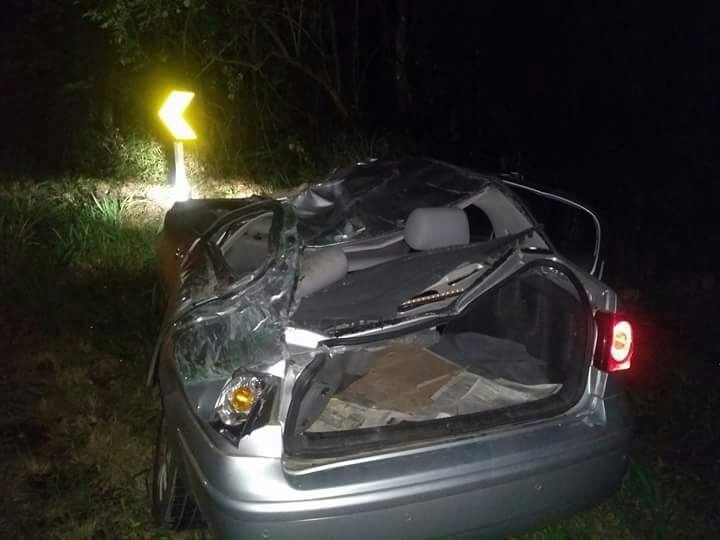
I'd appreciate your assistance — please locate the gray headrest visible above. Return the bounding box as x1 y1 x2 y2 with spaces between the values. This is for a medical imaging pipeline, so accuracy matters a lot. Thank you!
296 246 348 299
404 207 470 250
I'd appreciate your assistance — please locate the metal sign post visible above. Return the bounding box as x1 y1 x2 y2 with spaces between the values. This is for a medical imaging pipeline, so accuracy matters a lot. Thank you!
173 140 189 199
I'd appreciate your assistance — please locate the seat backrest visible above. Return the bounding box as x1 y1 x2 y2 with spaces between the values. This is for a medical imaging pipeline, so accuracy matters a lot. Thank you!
222 213 273 275
404 207 470 250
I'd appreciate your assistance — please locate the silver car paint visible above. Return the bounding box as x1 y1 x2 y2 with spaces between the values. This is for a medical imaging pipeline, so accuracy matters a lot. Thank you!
155 159 632 538
159 367 631 539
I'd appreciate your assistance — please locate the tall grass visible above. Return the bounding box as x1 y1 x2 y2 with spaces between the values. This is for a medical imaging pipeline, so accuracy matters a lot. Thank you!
0 182 156 284
0 180 175 539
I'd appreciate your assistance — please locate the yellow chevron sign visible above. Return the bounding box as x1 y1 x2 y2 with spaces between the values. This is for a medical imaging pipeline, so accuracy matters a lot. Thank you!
158 91 197 140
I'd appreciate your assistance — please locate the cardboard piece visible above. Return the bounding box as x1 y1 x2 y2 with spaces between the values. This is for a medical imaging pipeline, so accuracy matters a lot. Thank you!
339 344 461 413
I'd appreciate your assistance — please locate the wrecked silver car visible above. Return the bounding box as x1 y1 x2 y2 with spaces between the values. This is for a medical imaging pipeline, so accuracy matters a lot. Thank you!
149 158 635 539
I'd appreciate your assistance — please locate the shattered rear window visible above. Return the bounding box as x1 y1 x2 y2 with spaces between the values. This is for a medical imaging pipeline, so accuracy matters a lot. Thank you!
170 203 300 383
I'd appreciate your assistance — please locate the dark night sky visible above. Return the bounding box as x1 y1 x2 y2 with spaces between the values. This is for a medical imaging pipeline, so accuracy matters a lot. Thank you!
398 2 718 179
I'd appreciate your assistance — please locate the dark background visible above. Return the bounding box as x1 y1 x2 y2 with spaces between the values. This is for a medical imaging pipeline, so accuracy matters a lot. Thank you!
3 1 719 296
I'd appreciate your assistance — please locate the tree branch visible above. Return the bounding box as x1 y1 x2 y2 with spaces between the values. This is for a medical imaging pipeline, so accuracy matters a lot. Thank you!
269 52 350 122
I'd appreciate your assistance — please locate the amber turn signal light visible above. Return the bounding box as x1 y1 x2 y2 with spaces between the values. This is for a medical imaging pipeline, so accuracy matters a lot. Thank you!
229 386 256 413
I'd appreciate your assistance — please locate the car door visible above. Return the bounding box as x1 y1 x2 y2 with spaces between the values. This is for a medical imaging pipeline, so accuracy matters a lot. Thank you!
503 177 605 278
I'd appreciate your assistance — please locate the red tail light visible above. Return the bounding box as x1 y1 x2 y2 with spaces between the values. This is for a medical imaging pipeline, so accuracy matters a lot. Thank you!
594 312 634 372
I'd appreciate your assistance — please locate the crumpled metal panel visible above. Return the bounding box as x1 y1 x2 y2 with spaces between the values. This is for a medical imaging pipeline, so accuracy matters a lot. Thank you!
172 198 276 315
291 158 491 246
171 203 300 384
165 159 502 384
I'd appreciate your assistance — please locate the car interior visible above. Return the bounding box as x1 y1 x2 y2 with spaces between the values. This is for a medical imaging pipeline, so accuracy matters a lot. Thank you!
289 258 590 435
220 201 501 295
277 204 591 436
185 194 590 444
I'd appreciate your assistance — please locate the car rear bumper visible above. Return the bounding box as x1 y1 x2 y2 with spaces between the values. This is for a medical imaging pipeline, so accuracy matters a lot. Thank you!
200 451 626 540
172 391 633 540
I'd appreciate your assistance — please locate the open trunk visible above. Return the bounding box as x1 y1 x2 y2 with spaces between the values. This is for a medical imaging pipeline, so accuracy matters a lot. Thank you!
285 261 594 457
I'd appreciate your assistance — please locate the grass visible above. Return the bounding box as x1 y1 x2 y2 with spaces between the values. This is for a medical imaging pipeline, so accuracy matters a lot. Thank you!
0 177 716 539
0 179 182 539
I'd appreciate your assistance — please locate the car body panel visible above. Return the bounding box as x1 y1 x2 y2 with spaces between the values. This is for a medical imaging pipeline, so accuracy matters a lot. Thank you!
165 381 631 539
152 158 633 539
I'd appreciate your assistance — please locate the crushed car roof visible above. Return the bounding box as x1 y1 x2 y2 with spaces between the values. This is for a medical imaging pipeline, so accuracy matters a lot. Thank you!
168 158 520 383
291 158 494 246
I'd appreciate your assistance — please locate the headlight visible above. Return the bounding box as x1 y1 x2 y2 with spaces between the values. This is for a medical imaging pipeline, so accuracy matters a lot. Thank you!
212 371 277 442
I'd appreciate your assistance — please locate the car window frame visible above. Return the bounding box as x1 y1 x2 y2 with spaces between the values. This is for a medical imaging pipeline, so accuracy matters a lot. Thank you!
502 178 605 278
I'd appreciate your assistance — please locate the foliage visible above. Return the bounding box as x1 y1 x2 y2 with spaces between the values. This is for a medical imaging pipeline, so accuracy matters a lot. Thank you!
0 181 163 539
0 182 157 281
81 0 404 176
63 128 168 181
223 130 410 190
2 1 406 179
106 131 169 182
84 0 357 117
